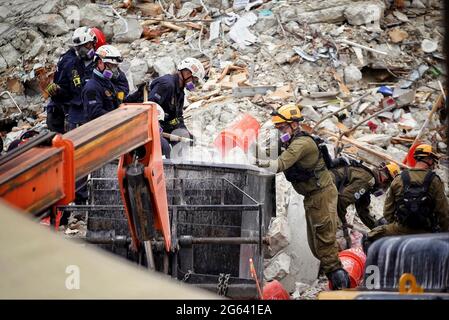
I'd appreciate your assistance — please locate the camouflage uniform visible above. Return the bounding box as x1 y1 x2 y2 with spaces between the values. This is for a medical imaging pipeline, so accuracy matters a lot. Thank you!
274 131 342 274
367 168 449 243
331 166 379 230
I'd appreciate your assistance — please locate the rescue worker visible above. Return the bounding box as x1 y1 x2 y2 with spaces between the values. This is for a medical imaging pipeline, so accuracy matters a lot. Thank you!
46 26 97 132
125 57 205 156
254 104 350 290
82 45 124 122
331 160 400 248
364 144 449 251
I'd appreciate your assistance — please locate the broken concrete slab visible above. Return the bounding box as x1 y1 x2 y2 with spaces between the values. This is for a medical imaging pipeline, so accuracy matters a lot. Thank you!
154 56 176 76
356 134 392 148
79 3 111 29
344 65 363 84
0 6 12 21
264 252 291 281
0 43 20 68
113 18 143 43
0 56 7 73
129 58 148 87
254 11 277 33
60 5 80 30
266 216 290 257
28 14 69 36
279 190 320 292
344 1 385 29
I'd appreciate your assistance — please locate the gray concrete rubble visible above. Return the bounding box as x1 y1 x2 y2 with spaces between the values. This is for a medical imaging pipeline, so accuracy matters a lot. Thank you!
0 0 447 300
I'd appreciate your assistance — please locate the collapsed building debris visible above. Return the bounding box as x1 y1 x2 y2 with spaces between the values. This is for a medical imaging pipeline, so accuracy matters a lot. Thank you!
0 0 447 299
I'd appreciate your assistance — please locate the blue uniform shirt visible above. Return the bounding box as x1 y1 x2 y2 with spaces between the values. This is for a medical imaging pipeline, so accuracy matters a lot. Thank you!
47 48 92 124
82 69 120 122
148 74 185 131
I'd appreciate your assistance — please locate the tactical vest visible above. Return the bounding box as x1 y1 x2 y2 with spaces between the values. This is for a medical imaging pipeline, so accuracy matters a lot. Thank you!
283 131 326 183
332 159 376 193
395 170 438 231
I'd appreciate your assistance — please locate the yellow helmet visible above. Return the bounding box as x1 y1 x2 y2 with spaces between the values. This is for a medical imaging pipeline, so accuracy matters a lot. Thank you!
414 144 439 160
385 162 400 179
271 104 303 125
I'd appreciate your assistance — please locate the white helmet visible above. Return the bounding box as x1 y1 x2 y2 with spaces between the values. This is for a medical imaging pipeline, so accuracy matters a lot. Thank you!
177 58 205 83
72 26 96 46
94 45 123 65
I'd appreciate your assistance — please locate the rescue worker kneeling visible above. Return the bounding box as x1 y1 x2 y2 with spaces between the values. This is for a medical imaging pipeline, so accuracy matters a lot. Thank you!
364 144 449 251
330 160 400 248
253 104 350 290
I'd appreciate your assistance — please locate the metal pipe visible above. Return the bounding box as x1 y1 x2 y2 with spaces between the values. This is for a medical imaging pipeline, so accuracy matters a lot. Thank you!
0 91 22 113
178 235 268 246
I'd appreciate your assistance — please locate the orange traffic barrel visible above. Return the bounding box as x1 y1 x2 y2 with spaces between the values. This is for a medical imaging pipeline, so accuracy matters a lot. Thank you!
214 113 260 157
329 247 367 289
263 280 290 300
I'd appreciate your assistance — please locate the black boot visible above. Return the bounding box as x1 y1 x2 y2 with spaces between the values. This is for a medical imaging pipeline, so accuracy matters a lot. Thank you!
327 268 351 290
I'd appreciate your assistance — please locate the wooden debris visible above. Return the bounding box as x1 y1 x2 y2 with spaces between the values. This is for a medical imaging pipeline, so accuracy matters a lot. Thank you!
331 69 350 97
6 78 24 94
321 129 410 169
267 85 294 100
389 29 408 43
188 89 221 103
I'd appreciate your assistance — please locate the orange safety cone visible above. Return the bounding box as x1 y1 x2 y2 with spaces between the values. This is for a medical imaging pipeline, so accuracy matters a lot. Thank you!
263 280 290 300
214 113 260 157
329 247 366 289
403 142 419 167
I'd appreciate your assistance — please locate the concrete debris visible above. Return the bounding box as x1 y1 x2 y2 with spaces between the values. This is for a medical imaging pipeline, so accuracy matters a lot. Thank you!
0 1 447 299
28 14 69 36
113 18 143 43
129 58 148 86
263 252 291 281
344 65 363 84
356 134 392 148
0 43 20 68
60 6 80 30
344 1 385 31
229 12 258 49
79 4 112 29
153 56 176 77
266 216 290 257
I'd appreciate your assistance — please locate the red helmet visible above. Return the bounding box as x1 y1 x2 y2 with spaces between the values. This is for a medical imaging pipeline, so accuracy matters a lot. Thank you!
91 27 107 50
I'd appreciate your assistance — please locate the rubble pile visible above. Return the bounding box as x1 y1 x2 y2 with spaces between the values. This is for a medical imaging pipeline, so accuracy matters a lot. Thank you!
0 0 447 299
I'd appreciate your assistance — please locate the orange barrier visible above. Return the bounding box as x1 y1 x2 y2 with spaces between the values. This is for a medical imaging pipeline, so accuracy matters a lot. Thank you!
214 113 260 157
329 247 367 289
263 280 290 300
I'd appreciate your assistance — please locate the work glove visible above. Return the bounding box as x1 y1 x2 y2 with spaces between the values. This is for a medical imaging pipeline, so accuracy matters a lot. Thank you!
46 82 60 97
116 91 125 102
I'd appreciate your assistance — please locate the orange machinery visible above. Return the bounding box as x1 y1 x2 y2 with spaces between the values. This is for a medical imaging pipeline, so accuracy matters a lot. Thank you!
0 103 171 256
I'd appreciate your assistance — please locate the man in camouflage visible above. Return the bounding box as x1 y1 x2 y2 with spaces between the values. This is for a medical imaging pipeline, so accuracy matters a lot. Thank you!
255 104 350 290
331 161 400 247
364 144 449 250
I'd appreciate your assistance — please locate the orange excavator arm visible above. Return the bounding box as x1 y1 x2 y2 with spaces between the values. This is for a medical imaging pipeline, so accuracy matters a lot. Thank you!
0 103 171 252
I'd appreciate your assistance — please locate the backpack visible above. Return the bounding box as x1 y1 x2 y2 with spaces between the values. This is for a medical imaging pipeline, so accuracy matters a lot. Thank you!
283 131 328 183
395 171 437 231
